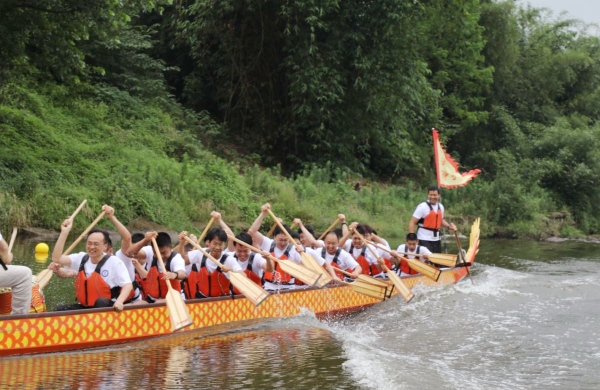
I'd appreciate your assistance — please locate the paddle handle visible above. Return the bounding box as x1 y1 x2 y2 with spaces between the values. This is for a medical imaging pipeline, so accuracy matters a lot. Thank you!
183 236 228 271
197 217 215 244
151 237 175 293
7 227 17 253
266 209 297 246
63 211 106 256
317 217 340 240
266 222 277 238
454 231 474 284
69 199 87 220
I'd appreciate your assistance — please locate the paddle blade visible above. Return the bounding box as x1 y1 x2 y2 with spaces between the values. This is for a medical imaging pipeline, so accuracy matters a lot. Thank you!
165 290 193 332
406 259 441 282
427 253 457 268
301 253 332 288
356 275 394 298
229 272 270 307
348 279 387 301
277 259 322 287
385 267 414 303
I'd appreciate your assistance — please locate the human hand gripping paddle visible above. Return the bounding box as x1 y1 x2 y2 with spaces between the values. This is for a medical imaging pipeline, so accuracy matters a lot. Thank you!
151 238 194 332
366 240 441 282
183 236 270 307
351 228 414 303
266 209 333 287
454 231 474 284
36 199 88 289
227 235 323 287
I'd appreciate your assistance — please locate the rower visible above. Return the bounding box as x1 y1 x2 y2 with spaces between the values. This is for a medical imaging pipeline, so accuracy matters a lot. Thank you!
390 233 432 275
134 232 186 304
339 223 382 277
52 218 133 312
248 203 306 290
179 228 242 298
320 230 362 280
0 230 33 315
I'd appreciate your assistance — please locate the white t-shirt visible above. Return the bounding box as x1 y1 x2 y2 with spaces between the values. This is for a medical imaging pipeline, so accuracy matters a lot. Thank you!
320 247 359 271
259 237 302 264
343 242 379 264
0 232 3 241
186 250 242 279
373 239 391 258
396 244 432 260
413 201 445 241
67 252 132 290
303 247 326 266
234 252 268 278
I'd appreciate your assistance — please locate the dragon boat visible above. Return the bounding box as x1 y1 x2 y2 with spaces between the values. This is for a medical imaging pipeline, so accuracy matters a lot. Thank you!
0 219 480 358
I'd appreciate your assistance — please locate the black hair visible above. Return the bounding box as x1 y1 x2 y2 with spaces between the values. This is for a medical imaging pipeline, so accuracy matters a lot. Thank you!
156 232 172 248
363 224 374 234
273 224 293 238
354 224 367 236
290 231 300 240
235 231 253 246
88 229 112 248
205 228 218 243
325 230 341 240
428 185 440 194
298 225 315 236
406 233 418 241
208 228 227 243
131 233 145 244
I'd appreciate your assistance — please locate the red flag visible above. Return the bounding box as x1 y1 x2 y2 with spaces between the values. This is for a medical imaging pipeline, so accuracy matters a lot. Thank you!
432 129 480 189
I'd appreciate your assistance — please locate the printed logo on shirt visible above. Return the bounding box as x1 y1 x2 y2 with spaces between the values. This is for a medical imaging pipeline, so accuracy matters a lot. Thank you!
101 270 109 277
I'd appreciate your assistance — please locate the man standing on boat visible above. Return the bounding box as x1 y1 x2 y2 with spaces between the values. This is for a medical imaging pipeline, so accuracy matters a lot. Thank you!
0 230 33 315
408 186 456 254
52 218 133 311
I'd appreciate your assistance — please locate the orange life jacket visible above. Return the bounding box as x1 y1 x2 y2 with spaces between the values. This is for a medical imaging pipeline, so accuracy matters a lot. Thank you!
349 245 380 276
321 247 347 279
183 252 233 298
143 251 182 299
397 245 421 275
264 243 294 284
233 253 262 295
75 254 118 307
418 201 443 235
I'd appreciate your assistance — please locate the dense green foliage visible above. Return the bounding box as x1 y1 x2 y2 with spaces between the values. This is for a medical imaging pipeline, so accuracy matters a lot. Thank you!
2 0 600 238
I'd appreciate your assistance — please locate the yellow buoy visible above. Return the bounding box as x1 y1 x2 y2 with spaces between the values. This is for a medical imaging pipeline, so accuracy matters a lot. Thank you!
35 242 50 254
34 253 49 263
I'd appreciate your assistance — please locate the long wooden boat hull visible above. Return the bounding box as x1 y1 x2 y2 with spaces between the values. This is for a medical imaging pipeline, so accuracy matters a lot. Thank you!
0 219 479 358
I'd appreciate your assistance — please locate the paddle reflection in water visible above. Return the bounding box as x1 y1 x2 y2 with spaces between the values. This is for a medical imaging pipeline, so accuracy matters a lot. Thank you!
0 323 361 390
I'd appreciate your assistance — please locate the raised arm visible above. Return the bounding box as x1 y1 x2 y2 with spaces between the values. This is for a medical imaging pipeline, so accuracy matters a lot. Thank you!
248 203 270 247
52 218 74 267
104 205 132 254
338 221 357 248
293 218 320 248
0 236 13 265
213 211 236 252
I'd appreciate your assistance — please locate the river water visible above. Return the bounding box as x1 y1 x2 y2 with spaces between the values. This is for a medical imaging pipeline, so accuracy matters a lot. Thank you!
1 237 599 389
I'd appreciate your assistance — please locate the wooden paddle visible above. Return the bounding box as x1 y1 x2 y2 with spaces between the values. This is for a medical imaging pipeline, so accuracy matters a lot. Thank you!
63 211 106 255
266 222 278 238
317 217 340 240
183 236 270 307
399 252 458 268
366 240 441 282
455 231 474 284
36 200 89 289
351 229 414 303
151 238 193 332
0 227 18 270
197 217 215 244
266 209 333 286
228 235 322 287
334 267 389 300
